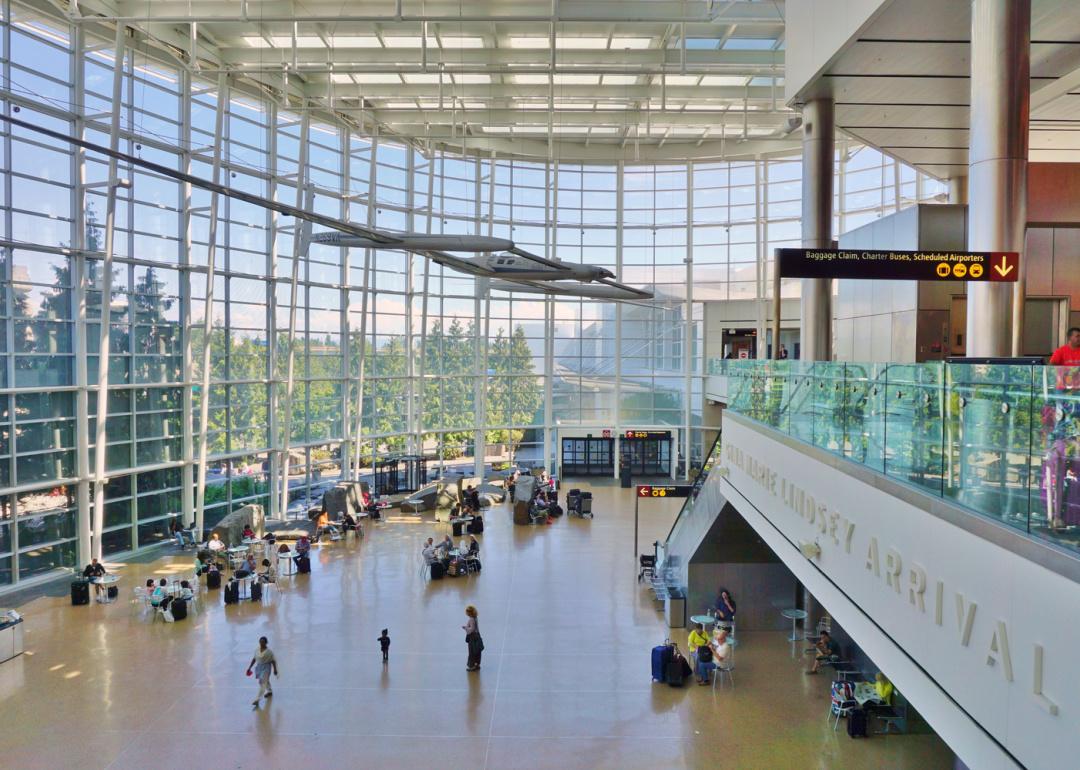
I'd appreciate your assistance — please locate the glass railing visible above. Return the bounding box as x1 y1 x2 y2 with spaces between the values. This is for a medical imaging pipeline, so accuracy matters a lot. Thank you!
716 358 1080 555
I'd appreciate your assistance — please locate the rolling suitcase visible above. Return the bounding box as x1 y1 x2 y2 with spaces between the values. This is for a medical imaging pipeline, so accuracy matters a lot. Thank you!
430 561 445 580
452 520 464 537
297 555 311 574
651 644 673 682
470 516 484 534
71 580 90 606
250 581 263 603
847 708 868 738
170 598 188 620
224 581 238 605
107 585 119 600
665 655 687 687
206 570 221 589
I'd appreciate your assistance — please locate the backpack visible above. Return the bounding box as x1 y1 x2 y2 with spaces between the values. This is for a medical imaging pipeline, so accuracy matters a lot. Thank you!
697 645 713 664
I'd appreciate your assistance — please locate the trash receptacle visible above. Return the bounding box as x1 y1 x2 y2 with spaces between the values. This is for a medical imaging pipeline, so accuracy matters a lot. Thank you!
664 590 685 629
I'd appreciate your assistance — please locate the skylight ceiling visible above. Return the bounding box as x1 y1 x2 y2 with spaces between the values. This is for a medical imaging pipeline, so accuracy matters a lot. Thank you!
74 0 794 161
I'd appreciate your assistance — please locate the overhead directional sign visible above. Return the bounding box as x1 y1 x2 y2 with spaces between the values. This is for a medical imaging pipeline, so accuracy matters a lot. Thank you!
636 485 692 498
776 249 1019 282
624 430 672 441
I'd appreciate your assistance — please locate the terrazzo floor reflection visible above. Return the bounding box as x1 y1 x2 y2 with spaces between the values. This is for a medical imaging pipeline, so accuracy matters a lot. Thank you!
0 480 954 769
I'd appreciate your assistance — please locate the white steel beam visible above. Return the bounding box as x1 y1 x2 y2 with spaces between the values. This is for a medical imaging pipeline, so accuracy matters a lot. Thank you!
277 112 313 520
193 73 229 541
90 25 126 561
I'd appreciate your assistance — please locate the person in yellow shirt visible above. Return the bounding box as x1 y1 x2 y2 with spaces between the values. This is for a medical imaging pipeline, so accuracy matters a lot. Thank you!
687 623 710 666
874 672 894 705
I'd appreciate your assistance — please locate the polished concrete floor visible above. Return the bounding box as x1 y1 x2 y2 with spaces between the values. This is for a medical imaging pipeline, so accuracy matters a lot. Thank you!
0 480 955 769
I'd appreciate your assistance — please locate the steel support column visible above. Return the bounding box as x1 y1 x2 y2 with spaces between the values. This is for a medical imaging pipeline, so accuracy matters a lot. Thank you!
277 112 312 520
90 25 126 560
350 135 377 480
966 0 1029 358
193 73 228 540
799 97 834 362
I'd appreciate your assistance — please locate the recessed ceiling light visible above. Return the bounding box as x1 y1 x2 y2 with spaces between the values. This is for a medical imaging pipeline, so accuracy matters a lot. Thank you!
609 37 653 49
330 36 381 47
401 73 442 84
452 73 491 84
434 36 484 49
329 74 356 84
602 75 638 85
655 75 700 86
382 37 424 48
513 74 549 84
700 75 748 87
553 74 601 85
351 73 403 84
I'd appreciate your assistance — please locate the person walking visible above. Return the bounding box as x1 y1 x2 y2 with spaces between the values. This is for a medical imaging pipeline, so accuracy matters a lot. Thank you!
378 628 391 664
463 605 484 671
246 636 278 708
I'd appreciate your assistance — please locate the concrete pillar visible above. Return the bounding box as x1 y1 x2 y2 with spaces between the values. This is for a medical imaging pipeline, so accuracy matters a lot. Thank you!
799 98 834 361
966 0 1029 358
948 175 969 205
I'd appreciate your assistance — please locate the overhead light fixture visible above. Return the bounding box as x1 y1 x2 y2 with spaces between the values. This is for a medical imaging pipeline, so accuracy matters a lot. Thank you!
602 75 638 85
330 36 381 47
430 36 484 48
553 74 601 85
382 36 424 48
401 73 442 84
351 73 402 84
655 75 700 86
329 74 355 84
452 73 491 84
699 75 748 87
610 37 653 49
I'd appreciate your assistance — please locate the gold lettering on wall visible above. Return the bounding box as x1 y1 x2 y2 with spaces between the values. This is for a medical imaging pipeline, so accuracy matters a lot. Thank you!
986 621 1014 682
909 564 927 612
885 548 903 594
1032 644 1060 716
865 537 880 577
955 593 978 647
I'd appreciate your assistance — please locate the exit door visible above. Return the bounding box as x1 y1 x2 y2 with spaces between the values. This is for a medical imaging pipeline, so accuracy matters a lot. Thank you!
620 438 671 476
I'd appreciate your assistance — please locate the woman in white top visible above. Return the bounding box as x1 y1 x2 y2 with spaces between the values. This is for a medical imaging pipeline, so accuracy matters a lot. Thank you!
246 636 278 708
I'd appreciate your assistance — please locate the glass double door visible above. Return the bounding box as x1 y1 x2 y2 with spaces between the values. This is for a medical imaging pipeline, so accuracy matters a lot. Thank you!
561 438 614 477
620 439 671 476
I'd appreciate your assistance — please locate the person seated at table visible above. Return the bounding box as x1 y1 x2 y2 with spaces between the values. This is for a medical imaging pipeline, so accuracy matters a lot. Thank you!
258 558 276 583
207 532 226 554
171 520 188 548
178 580 194 601
687 623 710 666
696 628 731 684
438 534 455 554
194 554 208 576
150 578 168 607
421 540 438 566
241 524 256 540
293 536 311 566
243 553 258 574
714 589 736 623
466 535 480 556
315 511 340 540
341 511 358 531
82 558 107 598
874 672 894 705
806 630 841 674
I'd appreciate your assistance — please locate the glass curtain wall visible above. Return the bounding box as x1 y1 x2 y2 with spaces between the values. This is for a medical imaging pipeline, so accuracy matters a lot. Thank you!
0 0 949 589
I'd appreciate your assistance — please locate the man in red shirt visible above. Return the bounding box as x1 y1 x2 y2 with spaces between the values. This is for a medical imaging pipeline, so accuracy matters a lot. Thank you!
1047 328 1080 527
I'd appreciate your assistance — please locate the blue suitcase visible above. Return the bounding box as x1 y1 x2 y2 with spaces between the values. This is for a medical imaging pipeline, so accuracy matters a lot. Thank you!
651 644 673 681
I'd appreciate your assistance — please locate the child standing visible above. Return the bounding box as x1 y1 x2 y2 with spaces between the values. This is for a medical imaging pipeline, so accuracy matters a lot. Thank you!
378 628 391 663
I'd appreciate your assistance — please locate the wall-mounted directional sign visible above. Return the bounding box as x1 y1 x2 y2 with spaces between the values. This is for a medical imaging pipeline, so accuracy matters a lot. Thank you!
624 430 672 441
636 485 692 498
776 249 1019 282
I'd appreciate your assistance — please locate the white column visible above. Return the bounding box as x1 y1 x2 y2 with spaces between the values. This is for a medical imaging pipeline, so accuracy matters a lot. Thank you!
966 0 1030 357
193 73 228 540
90 25 127 560
799 98 835 362
277 112 312 519
350 135 377 480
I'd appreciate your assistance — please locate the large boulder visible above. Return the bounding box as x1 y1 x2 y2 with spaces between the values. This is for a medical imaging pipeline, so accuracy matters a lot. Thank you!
210 503 265 546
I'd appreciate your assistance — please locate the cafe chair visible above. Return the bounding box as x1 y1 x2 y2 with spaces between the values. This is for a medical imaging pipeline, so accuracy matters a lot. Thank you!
829 681 858 730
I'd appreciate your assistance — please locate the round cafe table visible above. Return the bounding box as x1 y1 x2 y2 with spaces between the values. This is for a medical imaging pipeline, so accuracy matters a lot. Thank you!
781 608 808 642
92 574 120 603
690 614 716 627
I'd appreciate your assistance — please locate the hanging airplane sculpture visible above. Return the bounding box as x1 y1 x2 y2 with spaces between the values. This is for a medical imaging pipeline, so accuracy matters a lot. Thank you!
0 112 651 302
309 231 650 299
